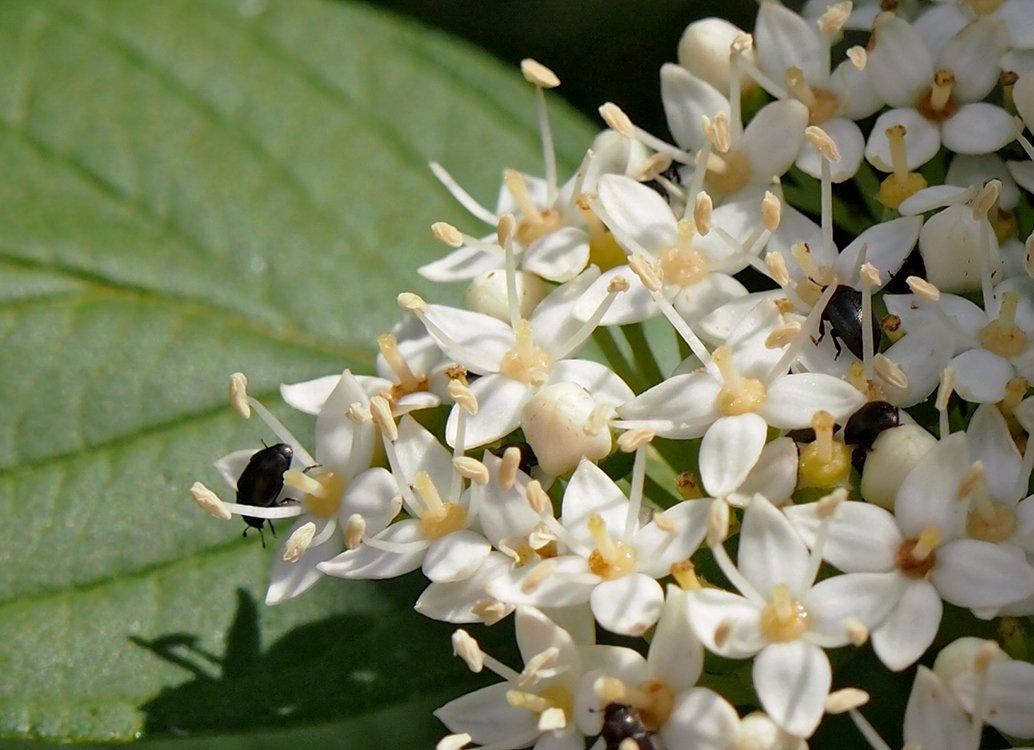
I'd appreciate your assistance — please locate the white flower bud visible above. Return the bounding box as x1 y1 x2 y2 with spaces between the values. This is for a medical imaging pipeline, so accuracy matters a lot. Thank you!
918 204 1001 293
861 424 938 510
465 269 547 322
677 18 757 94
521 382 611 476
933 637 1009 687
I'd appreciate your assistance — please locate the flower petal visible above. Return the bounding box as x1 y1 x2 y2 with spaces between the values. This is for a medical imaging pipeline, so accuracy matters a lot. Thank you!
590 574 664 636
317 518 426 579
871 579 942 671
941 103 1017 156
894 432 970 539
739 494 810 598
423 529 492 583
903 667 973 750
265 517 339 605
660 64 730 151
685 588 766 658
865 109 940 171
804 572 902 645
761 373 865 430
597 174 678 253
784 500 900 572
523 227 590 283
699 413 768 497
659 688 740 750
740 99 810 180
931 538 1034 608
753 641 831 738
952 659 1034 737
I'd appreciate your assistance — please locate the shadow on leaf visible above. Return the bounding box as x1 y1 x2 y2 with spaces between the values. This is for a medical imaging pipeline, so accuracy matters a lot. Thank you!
130 579 481 738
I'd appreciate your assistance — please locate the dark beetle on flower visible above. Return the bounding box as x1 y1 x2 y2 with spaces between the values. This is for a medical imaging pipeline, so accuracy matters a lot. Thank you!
818 285 882 360
601 703 655 750
236 442 293 548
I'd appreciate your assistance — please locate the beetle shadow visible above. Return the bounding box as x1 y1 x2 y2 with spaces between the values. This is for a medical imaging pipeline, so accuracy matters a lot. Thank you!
130 575 485 738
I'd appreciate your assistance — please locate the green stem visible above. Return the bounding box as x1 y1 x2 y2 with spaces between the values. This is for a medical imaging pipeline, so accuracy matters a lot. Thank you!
621 322 664 388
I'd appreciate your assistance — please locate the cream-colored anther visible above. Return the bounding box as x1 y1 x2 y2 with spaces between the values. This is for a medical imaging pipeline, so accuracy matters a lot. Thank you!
472 599 510 626
694 192 713 236
526 480 552 515
629 254 663 292
583 404 613 437
521 58 560 88
229 372 251 418
874 354 908 389
370 395 399 441
497 212 517 248
937 368 957 412
500 446 522 490
608 276 630 294
282 521 316 563
929 69 956 113
397 292 428 313
974 180 1001 220
637 152 673 181
437 733 472 750
538 708 567 732
599 102 635 138
805 125 841 162
520 647 560 688
347 402 371 424
860 263 881 287
708 112 732 153
451 629 484 672
671 559 702 590
345 513 365 549
732 32 754 53
765 251 791 286
617 428 654 452
432 221 464 247
845 618 869 646
818 1 852 33
448 379 478 414
762 191 781 231
846 46 867 71
907 275 940 302
826 688 870 714
708 499 730 545
766 323 801 349
190 482 232 520
454 456 489 485
653 512 677 533
791 241 831 285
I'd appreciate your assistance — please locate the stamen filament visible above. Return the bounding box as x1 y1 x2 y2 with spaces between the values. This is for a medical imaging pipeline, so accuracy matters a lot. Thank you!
246 396 316 467
625 443 648 538
768 281 838 380
377 334 421 392
708 531 766 605
429 161 498 225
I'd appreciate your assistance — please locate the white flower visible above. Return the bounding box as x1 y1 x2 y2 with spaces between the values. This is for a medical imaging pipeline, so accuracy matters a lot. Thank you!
487 459 712 636
688 494 900 736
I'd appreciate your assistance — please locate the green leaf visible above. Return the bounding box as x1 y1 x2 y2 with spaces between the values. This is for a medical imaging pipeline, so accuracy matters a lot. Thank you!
0 0 593 742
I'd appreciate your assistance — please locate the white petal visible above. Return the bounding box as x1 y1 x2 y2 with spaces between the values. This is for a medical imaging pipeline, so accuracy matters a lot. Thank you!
317 519 426 579
753 641 831 738
446 375 528 448
671 273 748 327
590 574 664 636
761 373 865 429
730 437 798 507
562 459 631 548
264 517 338 604
868 15 935 107
316 370 375 477
435 682 539 746
422 530 492 583
932 538 1034 608
1008 159 1034 197
940 18 1008 103
487 556 597 607
940 103 1017 156
903 667 973 750
419 242 501 282
395 415 454 499
898 184 972 215
280 374 341 415
631 499 712 578
784 500 900 572
549 359 635 405
574 266 656 326
871 579 942 671
515 605 580 667
415 552 514 623
804 572 902 644
997 0 1034 47
795 117 864 183
953 659 1034 737
648 586 703 690
833 215 922 289
967 403 1023 502
340 467 402 535
659 688 740 750
947 154 1020 210
698 291 785 344
699 414 768 497
865 109 940 171
739 494 810 597
523 227 590 283
597 174 678 253
755 2 825 85
740 99 810 180
685 588 766 658
894 432 971 538
423 303 514 373
951 349 1011 403
660 63 731 151
530 266 603 358
832 57 883 121
617 372 722 428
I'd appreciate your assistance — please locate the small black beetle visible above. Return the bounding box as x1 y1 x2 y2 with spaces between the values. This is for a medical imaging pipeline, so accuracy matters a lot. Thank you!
843 401 900 471
818 285 882 360
601 703 655 750
236 443 293 547
490 440 539 475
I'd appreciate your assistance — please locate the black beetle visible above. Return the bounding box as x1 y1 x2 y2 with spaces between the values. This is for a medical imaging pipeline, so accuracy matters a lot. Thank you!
818 285 882 360
236 443 293 547
490 440 539 475
601 703 654 750
843 401 900 471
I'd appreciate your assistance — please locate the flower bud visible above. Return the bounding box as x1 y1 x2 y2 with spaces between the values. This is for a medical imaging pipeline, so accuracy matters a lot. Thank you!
521 382 612 476
465 269 547 322
861 424 937 510
918 204 1002 293
933 637 1008 687
677 18 757 94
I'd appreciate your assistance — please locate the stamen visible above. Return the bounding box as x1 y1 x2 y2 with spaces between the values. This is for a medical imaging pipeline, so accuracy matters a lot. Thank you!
848 708 895 750
190 481 232 520
625 442 649 537
769 281 838 379
588 514 618 565
760 583 810 641
937 367 956 438
370 395 399 441
911 527 941 561
847 46 867 71
818 2 852 34
787 68 819 112
244 394 315 467
598 102 694 164
452 629 484 672
714 345 767 416
429 162 498 226
437 733 471 750
520 558 557 593
345 513 365 549
454 456 489 485
694 191 713 235
448 379 478 415
507 690 552 713
378 334 422 392
874 354 908 390
521 59 559 198
860 261 879 382
827 688 870 714
229 372 251 418
525 480 552 516
928 69 955 113
671 559 703 590
397 292 428 313
282 521 316 562
879 125 927 208
431 221 464 248
707 502 766 604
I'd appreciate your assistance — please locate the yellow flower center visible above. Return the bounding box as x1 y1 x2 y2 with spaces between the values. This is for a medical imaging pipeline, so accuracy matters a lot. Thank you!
586 514 637 579
713 345 767 416
980 293 1028 358
705 148 751 196
285 470 347 519
499 318 553 385
759 584 809 642
967 502 1018 544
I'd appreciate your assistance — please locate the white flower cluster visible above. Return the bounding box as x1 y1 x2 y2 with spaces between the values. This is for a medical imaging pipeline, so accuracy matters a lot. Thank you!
189 4 1034 748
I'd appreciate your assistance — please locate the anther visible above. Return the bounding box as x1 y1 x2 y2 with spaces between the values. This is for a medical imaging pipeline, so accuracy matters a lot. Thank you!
617 428 654 452
345 513 365 549
521 58 560 88
762 191 781 231
845 618 869 646
765 251 791 286
629 254 663 292
282 521 316 562
805 125 841 162
497 212 518 248
431 221 464 247
437 733 472 750
370 395 399 441
454 456 489 485
818 1 852 34
190 481 232 520
766 323 801 348
599 102 635 138
846 46 867 70
229 372 251 418
525 480 552 515
974 180 1001 220
397 292 428 313
347 402 371 423
378 333 422 392
694 192 713 235
448 379 478 414
708 499 730 545
874 354 908 389
826 689 870 714
907 275 940 302
452 630 484 672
